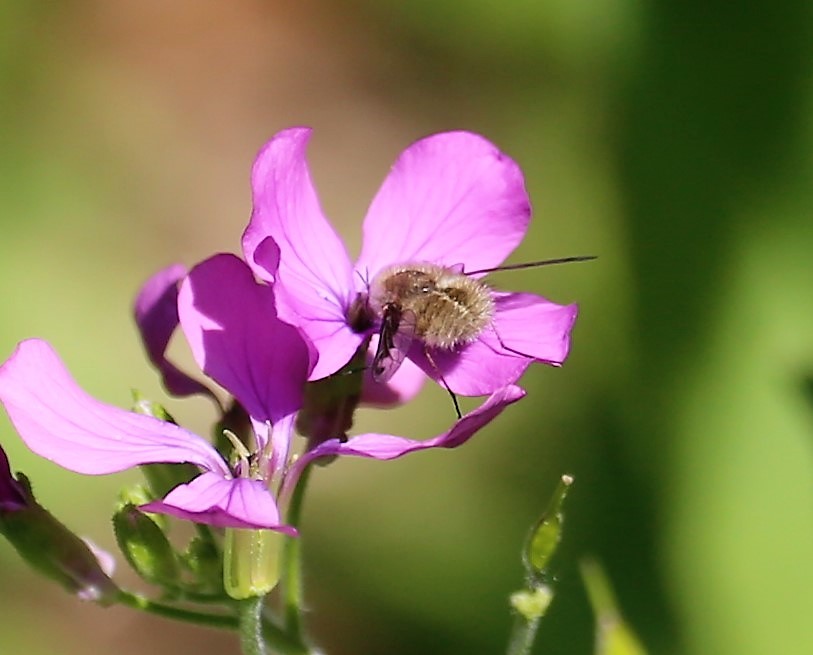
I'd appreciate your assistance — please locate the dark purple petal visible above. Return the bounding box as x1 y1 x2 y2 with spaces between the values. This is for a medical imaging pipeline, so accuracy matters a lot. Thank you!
133 264 218 401
0 444 27 512
140 472 295 533
295 385 524 471
242 128 361 380
178 254 315 426
356 131 531 279
0 340 228 476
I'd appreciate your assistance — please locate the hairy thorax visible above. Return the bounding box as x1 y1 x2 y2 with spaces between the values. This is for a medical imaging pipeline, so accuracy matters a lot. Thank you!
368 263 495 350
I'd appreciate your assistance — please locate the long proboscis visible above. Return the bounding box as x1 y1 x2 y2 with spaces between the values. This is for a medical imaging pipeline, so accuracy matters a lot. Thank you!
466 255 597 276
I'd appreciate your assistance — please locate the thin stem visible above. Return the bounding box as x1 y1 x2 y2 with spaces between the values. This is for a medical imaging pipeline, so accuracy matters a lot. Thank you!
506 612 541 655
238 596 267 655
195 521 220 548
117 589 307 654
281 463 313 643
116 590 237 630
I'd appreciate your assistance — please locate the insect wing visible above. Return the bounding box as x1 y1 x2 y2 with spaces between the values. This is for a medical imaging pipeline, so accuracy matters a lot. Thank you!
371 306 416 383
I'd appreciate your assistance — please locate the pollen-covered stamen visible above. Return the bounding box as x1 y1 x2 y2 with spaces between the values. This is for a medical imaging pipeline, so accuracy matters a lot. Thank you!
223 429 262 479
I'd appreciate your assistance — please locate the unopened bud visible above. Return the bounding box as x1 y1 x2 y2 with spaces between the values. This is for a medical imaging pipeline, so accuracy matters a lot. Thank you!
523 474 573 580
113 503 179 586
183 534 224 595
131 392 198 497
0 446 119 604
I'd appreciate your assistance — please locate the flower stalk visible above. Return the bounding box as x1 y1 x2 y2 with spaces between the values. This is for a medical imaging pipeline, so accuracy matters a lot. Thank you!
506 474 574 655
281 463 313 645
238 595 268 655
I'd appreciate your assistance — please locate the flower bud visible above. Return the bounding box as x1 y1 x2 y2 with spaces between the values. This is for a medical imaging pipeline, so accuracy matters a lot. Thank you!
183 534 224 595
131 391 177 424
131 392 198 497
523 474 573 580
0 445 120 604
113 503 179 586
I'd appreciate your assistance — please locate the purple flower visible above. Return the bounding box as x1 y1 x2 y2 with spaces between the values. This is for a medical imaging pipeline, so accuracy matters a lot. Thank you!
242 127 579 401
0 253 314 531
132 253 526 474
1 251 525 532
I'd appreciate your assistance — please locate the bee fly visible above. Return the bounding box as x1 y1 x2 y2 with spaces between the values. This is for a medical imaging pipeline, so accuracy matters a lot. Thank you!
365 255 595 418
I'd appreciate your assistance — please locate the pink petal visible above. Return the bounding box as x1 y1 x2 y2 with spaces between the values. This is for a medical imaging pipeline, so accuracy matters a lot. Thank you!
81 538 117 578
141 471 295 533
356 131 530 278
488 292 578 365
297 385 524 468
359 340 427 407
0 340 228 476
409 340 531 397
407 293 579 396
133 264 218 401
178 254 315 425
242 128 361 379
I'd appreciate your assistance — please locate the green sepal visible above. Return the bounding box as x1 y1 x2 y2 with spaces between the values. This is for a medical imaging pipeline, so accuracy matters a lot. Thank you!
113 503 179 586
523 474 573 581
509 585 554 621
182 534 225 595
224 528 284 599
581 559 648 655
0 473 119 604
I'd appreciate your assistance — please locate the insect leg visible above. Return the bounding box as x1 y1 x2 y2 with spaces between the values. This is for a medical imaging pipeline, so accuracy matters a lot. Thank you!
485 324 561 365
424 348 462 419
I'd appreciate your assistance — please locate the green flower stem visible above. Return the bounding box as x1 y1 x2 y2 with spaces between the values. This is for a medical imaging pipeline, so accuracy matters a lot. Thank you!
195 522 219 549
163 587 229 604
281 463 313 644
506 585 553 655
117 590 308 654
238 596 267 655
506 611 540 655
116 590 238 630
261 616 311 655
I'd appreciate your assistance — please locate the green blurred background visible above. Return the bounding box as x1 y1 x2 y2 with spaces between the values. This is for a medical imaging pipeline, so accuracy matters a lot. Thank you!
2 1 813 653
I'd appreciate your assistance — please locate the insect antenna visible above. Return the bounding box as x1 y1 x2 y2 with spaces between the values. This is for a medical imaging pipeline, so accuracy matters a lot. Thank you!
465 255 596 276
